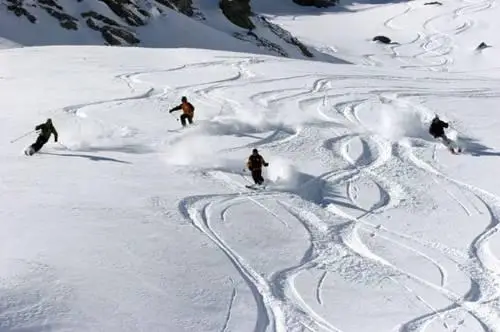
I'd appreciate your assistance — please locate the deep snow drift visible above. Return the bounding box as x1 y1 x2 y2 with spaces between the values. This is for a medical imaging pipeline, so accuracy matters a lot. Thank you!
2 45 500 331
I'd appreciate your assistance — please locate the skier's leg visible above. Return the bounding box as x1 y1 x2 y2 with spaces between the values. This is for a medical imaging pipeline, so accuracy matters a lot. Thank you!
31 136 48 153
180 114 187 127
251 170 260 184
187 115 193 124
440 134 458 152
256 169 264 185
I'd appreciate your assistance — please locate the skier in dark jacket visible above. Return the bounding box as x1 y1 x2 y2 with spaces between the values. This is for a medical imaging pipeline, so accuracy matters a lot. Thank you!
429 115 461 152
169 96 195 127
26 118 58 155
429 115 450 141
247 148 269 185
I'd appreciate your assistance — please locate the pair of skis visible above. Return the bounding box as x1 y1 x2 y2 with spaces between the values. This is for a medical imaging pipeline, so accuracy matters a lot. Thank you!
245 184 267 190
440 137 463 154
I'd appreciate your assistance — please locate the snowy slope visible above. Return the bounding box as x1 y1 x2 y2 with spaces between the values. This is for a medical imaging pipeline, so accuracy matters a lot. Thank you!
0 1 262 53
0 0 346 63
256 0 500 72
2 44 500 331
3 0 500 330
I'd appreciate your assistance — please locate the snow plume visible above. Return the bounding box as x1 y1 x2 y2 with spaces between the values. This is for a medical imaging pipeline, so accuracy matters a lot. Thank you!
374 99 430 141
56 121 147 153
163 134 214 166
193 104 314 138
266 157 299 188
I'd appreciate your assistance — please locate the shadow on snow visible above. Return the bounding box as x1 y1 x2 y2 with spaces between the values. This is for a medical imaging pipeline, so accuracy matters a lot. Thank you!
39 152 131 164
459 137 500 157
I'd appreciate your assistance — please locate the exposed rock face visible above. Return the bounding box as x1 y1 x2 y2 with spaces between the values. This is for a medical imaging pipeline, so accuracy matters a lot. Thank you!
2 0 177 45
219 0 254 29
1 0 337 62
258 16 313 57
293 0 336 7
81 11 140 45
170 0 194 16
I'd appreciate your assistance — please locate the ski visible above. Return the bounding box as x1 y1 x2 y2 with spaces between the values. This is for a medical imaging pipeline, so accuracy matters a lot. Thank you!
24 147 34 156
246 184 266 190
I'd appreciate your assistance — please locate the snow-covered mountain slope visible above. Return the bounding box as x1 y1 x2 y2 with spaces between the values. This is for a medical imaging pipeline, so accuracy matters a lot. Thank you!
3 0 500 329
0 0 255 53
257 0 500 72
0 0 346 63
2 43 500 331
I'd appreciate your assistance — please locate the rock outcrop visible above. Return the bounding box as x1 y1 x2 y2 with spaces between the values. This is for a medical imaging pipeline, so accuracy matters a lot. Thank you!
219 0 254 29
293 0 336 8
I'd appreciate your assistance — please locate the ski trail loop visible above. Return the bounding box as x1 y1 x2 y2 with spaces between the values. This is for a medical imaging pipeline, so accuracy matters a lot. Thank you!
397 143 500 330
168 54 500 331
182 187 344 331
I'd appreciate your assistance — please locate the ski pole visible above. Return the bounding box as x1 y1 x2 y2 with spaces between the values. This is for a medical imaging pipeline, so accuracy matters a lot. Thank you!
10 130 35 143
170 112 179 122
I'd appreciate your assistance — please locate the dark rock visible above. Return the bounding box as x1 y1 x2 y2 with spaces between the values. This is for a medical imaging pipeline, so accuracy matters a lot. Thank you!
259 16 313 57
373 35 392 44
234 31 288 57
39 6 79 30
105 26 140 45
154 0 175 10
81 11 120 26
84 15 140 46
38 0 62 10
171 0 194 16
85 17 100 31
424 1 443 5
6 1 37 23
96 0 146 26
476 42 491 50
219 0 254 29
293 0 336 8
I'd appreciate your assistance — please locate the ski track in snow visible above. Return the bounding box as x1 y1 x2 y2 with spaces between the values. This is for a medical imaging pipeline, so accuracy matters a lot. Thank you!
163 59 500 330
42 45 500 330
369 0 496 72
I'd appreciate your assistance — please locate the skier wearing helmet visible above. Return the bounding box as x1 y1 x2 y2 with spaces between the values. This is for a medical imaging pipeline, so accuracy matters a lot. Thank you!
169 96 195 127
246 148 269 185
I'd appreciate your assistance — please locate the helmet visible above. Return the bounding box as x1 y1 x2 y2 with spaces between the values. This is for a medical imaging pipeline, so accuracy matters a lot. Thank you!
252 148 258 154
181 96 187 102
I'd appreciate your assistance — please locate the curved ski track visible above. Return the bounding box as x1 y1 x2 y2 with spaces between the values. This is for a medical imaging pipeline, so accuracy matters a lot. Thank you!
156 59 500 331
371 0 496 72
50 46 500 331
232 65 497 330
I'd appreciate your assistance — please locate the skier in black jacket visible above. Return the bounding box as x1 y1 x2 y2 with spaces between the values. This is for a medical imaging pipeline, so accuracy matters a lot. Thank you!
429 115 449 140
429 115 461 153
26 118 58 155
246 148 269 185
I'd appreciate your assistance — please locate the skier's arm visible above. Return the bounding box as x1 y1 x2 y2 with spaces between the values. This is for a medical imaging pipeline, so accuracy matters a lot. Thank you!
189 103 195 112
35 124 42 130
247 159 252 170
262 158 269 167
169 104 182 113
52 127 58 142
